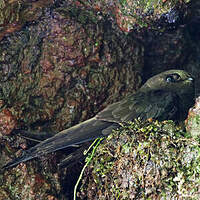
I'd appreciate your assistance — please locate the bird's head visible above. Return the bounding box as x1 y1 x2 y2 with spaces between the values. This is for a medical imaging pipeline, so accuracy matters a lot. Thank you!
140 69 194 95
140 70 195 119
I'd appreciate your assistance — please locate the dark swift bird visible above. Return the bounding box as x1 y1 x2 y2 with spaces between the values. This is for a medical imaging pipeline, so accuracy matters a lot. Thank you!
3 69 195 169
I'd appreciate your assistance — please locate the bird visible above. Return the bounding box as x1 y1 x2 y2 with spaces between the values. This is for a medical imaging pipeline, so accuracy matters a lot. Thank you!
3 69 195 169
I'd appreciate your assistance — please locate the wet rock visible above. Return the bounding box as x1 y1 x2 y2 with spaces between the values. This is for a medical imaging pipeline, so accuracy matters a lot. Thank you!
0 109 17 135
0 0 199 199
0 6 143 134
0 0 54 41
62 0 190 32
0 2 143 199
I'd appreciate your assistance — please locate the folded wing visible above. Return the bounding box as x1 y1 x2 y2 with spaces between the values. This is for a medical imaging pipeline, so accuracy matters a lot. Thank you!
3 89 179 169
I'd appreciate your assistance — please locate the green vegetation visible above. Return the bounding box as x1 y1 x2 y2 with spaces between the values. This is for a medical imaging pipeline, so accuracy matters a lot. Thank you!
78 119 200 199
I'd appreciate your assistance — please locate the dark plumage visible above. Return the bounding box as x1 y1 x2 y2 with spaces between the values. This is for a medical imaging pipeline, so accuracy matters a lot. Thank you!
3 70 195 169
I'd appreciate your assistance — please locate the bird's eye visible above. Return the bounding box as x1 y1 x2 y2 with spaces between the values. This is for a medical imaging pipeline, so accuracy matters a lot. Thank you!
166 73 181 83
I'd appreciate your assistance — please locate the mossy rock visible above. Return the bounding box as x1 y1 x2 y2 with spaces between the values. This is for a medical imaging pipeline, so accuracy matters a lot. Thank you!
78 119 200 199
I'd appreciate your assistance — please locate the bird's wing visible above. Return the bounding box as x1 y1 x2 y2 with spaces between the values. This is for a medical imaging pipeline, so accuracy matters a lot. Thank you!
3 118 119 169
3 90 179 169
97 90 180 122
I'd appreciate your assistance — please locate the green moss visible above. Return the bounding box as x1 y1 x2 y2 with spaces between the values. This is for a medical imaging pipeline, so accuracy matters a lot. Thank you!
189 115 200 139
78 119 200 199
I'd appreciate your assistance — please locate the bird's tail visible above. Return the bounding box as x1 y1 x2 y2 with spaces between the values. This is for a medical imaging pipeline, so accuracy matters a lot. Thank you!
3 117 117 169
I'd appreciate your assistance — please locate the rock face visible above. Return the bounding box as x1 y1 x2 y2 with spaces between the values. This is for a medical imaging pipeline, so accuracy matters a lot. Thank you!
0 4 143 135
0 0 54 41
0 0 199 199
